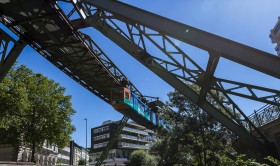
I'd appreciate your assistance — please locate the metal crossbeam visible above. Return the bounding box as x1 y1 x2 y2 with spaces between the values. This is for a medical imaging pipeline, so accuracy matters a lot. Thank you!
81 0 280 79
197 53 220 104
73 12 272 155
73 17 280 106
1 0 279 159
81 33 142 96
0 0 143 104
71 0 279 157
0 0 163 133
95 116 129 166
0 29 26 82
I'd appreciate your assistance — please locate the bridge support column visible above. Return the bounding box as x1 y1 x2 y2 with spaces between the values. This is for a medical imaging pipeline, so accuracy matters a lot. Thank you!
0 29 26 82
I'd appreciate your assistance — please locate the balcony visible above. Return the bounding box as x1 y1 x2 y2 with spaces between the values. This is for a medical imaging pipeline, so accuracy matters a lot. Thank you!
122 127 148 136
119 134 149 142
126 122 146 130
118 142 150 150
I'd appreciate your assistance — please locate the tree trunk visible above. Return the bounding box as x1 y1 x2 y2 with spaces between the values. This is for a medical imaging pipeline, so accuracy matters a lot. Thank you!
199 112 207 166
198 151 202 166
30 106 36 163
31 140 36 163
202 131 207 166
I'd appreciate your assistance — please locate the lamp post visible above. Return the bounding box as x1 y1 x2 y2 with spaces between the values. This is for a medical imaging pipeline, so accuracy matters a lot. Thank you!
84 118 87 166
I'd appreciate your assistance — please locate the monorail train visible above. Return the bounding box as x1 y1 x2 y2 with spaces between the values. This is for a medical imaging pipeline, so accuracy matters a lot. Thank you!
111 87 165 129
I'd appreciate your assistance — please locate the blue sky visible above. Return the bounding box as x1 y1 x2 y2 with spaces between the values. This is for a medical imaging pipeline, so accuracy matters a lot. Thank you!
2 0 280 148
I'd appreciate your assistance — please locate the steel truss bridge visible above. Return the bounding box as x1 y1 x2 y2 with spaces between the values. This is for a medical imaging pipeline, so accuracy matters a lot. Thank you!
1 0 280 159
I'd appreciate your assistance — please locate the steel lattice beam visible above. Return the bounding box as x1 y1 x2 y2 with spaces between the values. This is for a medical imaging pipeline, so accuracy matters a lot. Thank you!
72 17 280 107
84 18 272 155
0 0 143 103
1 0 279 158
0 28 26 82
81 0 280 79
70 0 279 157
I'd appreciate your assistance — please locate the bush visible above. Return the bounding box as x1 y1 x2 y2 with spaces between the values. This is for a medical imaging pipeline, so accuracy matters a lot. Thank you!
126 150 158 166
78 159 86 165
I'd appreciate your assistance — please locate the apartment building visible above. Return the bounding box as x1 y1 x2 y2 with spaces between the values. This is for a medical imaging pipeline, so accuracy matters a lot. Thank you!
90 120 155 165
69 140 89 165
2 140 70 165
269 16 280 56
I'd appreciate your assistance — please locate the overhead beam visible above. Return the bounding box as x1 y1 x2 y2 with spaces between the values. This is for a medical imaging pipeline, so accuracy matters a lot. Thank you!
0 30 26 82
72 17 280 106
79 12 276 157
197 52 220 104
7 14 53 26
80 0 280 79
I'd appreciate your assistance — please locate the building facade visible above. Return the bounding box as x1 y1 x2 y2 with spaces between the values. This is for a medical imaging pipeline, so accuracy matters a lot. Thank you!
17 140 71 165
269 16 280 56
69 140 89 165
90 120 155 164
0 139 85 165
1 140 70 165
58 147 71 165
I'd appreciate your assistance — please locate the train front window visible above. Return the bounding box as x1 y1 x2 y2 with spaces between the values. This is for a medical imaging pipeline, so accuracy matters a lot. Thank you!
111 88 124 104
125 92 129 100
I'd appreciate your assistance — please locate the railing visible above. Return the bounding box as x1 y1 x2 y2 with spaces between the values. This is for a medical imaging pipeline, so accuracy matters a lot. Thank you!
248 101 280 127
130 92 151 121
122 127 148 135
119 134 149 142
118 142 150 149
126 122 147 130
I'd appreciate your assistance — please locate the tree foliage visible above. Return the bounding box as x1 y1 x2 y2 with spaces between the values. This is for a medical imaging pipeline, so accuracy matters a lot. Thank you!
126 150 158 166
0 65 76 161
151 90 236 165
233 154 280 166
78 159 86 165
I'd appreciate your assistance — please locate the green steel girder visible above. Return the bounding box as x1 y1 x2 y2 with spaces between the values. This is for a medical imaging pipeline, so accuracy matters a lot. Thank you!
72 15 280 107
0 0 115 102
70 0 278 158
0 0 162 132
1 0 279 158
0 28 26 82
197 53 220 104
83 16 275 157
0 0 143 103
81 0 280 79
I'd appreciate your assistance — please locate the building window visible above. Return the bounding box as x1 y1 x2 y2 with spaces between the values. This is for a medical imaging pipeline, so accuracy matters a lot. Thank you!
93 142 108 149
102 126 109 131
93 126 110 133
93 133 110 141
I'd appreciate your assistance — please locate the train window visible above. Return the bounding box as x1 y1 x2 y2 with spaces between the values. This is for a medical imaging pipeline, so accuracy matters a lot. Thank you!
133 95 138 110
125 92 129 99
123 88 131 101
111 88 124 104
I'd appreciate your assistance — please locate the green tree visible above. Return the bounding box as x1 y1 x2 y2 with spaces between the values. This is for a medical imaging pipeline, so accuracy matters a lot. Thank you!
151 90 236 165
78 159 86 165
126 150 158 166
0 65 76 162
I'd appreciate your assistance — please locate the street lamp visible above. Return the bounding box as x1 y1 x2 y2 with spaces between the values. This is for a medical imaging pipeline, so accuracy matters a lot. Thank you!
84 118 87 166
